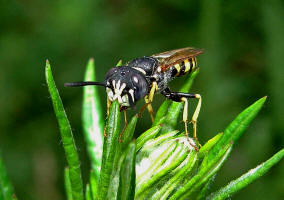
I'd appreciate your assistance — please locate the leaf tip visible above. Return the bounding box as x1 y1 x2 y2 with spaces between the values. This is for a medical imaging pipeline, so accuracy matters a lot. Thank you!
257 96 268 107
116 59 123 67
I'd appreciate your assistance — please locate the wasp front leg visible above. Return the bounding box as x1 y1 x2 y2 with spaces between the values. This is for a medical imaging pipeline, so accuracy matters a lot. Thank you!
139 81 158 122
161 88 202 147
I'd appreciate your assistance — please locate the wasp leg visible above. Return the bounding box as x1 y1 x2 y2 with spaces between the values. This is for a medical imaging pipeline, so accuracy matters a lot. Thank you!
144 97 155 122
107 98 111 116
139 82 158 122
161 88 201 149
118 109 128 143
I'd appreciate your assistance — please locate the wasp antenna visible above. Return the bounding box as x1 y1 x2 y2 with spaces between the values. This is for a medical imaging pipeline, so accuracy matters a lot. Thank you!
64 81 105 87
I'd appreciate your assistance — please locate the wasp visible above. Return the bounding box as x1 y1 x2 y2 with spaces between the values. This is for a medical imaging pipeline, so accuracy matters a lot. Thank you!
65 47 203 144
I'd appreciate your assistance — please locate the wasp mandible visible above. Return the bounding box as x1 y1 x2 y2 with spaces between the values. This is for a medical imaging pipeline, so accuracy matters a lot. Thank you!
65 47 203 144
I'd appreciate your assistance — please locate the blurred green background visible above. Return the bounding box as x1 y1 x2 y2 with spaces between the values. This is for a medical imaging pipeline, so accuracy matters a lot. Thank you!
1 0 283 199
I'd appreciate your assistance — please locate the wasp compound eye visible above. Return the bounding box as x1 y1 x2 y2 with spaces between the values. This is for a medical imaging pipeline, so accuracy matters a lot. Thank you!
131 73 148 101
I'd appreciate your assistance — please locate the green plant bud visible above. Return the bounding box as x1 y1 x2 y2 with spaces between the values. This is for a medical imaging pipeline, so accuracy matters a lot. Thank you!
135 131 198 199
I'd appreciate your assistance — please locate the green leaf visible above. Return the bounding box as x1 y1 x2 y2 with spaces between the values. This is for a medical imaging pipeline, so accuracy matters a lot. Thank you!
64 168 73 200
196 175 216 200
136 143 188 197
136 125 163 151
90 171 98 200
121 115 138 150
82 58 104 180
45 60 83 200
207 148 284 200
152 100 171 126
160 70 199 134
208 97 267 162
0 156 16 200
151 150 198 200
118 141 136 200
97 101 121 200
116 60 123 67
85 184 92 200
199 132 223 159
169 142 233 200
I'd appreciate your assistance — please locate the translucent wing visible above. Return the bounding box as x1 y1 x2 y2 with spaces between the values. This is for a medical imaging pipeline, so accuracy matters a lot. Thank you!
152 47 204 71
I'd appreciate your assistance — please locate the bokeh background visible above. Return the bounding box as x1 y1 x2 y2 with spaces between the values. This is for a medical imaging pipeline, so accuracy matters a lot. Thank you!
1 0 283 199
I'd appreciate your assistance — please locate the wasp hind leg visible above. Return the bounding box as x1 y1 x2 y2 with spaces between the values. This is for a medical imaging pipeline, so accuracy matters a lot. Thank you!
161 88 202 149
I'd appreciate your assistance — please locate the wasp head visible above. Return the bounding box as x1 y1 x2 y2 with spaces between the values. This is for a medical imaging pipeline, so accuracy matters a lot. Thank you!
105 66 149 108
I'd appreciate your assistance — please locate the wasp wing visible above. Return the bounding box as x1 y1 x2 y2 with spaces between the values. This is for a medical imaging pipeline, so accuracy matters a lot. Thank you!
152 47 203 72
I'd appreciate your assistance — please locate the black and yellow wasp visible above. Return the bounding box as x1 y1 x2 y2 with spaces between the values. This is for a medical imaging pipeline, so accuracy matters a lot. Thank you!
65 47 203 144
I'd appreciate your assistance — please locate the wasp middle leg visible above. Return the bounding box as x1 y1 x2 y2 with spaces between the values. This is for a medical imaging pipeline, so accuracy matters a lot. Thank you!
161 88 202 147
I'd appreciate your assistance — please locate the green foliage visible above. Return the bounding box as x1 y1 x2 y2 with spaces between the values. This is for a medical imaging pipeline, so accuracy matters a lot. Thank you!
2 1 284 199
207 149 284 200
45 61 84 200
82 58 104 179
2 60 282 200
44 60 284 200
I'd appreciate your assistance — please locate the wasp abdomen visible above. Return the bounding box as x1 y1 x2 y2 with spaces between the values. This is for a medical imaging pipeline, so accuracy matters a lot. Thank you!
170 58 197 77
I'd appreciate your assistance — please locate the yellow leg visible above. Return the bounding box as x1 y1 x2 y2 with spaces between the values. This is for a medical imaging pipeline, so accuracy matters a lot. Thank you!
181 97 189 137
191 94 202 141
119 109 128 142
107 98 111 116
181 97 198 151
148 81 157 102
139 82 157 122
146 82 158 122
145 97 155 122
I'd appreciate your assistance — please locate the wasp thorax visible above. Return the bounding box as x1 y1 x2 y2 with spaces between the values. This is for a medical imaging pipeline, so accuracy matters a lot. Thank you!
105 66 149 108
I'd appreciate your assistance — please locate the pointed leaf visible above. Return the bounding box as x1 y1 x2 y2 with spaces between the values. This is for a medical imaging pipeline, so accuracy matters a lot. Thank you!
116 60 123 67
82 58 104 179
207 148 284 200
46 60 83 200
136 125 163 151
208 97 267 162
97 101 121 200
199 132 223 159
169 142 233 200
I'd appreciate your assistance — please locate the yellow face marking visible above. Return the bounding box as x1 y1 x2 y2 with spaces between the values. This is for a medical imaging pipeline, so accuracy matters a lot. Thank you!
174 64 181 76
184 59 191 73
